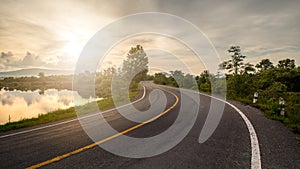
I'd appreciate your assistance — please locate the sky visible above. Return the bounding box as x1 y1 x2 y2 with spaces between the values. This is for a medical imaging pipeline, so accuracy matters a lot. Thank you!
0 0 299 74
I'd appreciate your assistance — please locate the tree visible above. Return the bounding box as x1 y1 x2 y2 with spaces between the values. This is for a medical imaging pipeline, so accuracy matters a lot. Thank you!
118 45 149 91
196 70 211 92
122 45 148 82
255 59 274 71
183 74 196 89
95 67 116 97
38 72 45 78
219 46 246 75
199 70 210 83
277 59 295 69
169 70 185 87
242 62 255 74
153 73 168 85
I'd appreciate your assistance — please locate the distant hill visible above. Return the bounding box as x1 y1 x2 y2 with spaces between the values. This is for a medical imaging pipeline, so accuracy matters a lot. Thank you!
0 68 73 77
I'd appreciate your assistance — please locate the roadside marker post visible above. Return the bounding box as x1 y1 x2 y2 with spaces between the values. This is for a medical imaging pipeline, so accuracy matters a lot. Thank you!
279 97 285 116
253 92 258 104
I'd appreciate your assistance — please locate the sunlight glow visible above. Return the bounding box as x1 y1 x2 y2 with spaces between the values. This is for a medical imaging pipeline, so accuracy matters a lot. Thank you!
63 40 82 58
61 30 91 59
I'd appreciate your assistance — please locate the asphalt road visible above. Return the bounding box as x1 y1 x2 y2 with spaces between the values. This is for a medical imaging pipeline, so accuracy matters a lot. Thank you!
0 82 299 169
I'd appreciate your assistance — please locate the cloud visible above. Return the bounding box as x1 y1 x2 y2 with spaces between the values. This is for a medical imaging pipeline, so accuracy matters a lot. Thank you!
0 51 13 59
92 0 300 66
20 52 44 66
0 0 300 72
0 51 18 69
0 51 14 65
0 51 61 70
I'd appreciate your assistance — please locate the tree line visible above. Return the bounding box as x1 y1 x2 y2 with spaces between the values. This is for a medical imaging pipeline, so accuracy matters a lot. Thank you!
0 75 73 92
0 45 148 100
1 44 299 133
151 46 300 133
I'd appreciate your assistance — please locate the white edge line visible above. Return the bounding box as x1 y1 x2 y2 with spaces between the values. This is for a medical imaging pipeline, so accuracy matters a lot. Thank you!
125 84 260 169
1 85 261 169
190 90 261 169
0 86 146 139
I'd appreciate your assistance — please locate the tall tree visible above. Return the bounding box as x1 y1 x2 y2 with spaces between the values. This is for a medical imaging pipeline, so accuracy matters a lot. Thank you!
119 45 148 91
219 46 246 75
122 45 148 82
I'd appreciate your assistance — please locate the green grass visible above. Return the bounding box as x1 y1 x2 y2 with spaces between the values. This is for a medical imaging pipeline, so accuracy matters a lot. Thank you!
156 80 300 135
296 135 300 146
0 90 139 132
234 97 300 134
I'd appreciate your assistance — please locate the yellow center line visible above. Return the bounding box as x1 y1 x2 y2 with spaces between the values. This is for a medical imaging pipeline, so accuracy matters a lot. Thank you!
26 87 179 169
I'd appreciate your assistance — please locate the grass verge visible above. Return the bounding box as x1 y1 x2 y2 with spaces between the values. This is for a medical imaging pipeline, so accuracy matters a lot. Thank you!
156 81 300 135
234 97 300 134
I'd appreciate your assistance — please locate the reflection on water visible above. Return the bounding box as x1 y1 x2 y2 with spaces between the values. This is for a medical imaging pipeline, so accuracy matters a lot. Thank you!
0 88 101 125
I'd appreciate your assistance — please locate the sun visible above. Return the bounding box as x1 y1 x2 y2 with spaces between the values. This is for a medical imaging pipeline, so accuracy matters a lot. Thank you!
63 40 82 58
61 30 89 59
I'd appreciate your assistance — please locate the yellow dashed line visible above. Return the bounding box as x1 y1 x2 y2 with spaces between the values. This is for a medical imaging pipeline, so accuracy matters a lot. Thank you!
26 87 179 169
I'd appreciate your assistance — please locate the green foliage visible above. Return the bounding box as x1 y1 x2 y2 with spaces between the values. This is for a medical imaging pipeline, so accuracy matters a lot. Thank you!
197 70 211 92
277 58 295 69
0 44 147 132
263 82 287 99
153 73 169 85
0 75 73 91
220 46 255 75
223 52 300 134
242 63 256 74
255 59 274 71
122 45 148 82
153 70 199 91
95 67 116 98
117 44 149 93
153 46 300 134
153 70 226 96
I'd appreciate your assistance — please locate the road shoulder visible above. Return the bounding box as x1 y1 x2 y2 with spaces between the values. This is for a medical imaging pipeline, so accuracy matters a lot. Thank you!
228 100 300 169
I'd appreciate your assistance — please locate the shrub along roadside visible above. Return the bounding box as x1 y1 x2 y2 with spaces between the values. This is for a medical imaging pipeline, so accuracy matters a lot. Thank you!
234 93 300 134
149 46 300 136
151 69 300 135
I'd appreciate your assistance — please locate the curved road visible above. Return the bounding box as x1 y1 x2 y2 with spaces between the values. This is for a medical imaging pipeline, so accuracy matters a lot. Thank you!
0 82 299 169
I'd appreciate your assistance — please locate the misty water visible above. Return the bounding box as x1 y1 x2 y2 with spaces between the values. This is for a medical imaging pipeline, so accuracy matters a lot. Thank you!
0 88 101 125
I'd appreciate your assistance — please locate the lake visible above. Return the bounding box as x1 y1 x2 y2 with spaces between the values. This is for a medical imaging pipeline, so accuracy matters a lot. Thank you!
0 88 101 125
